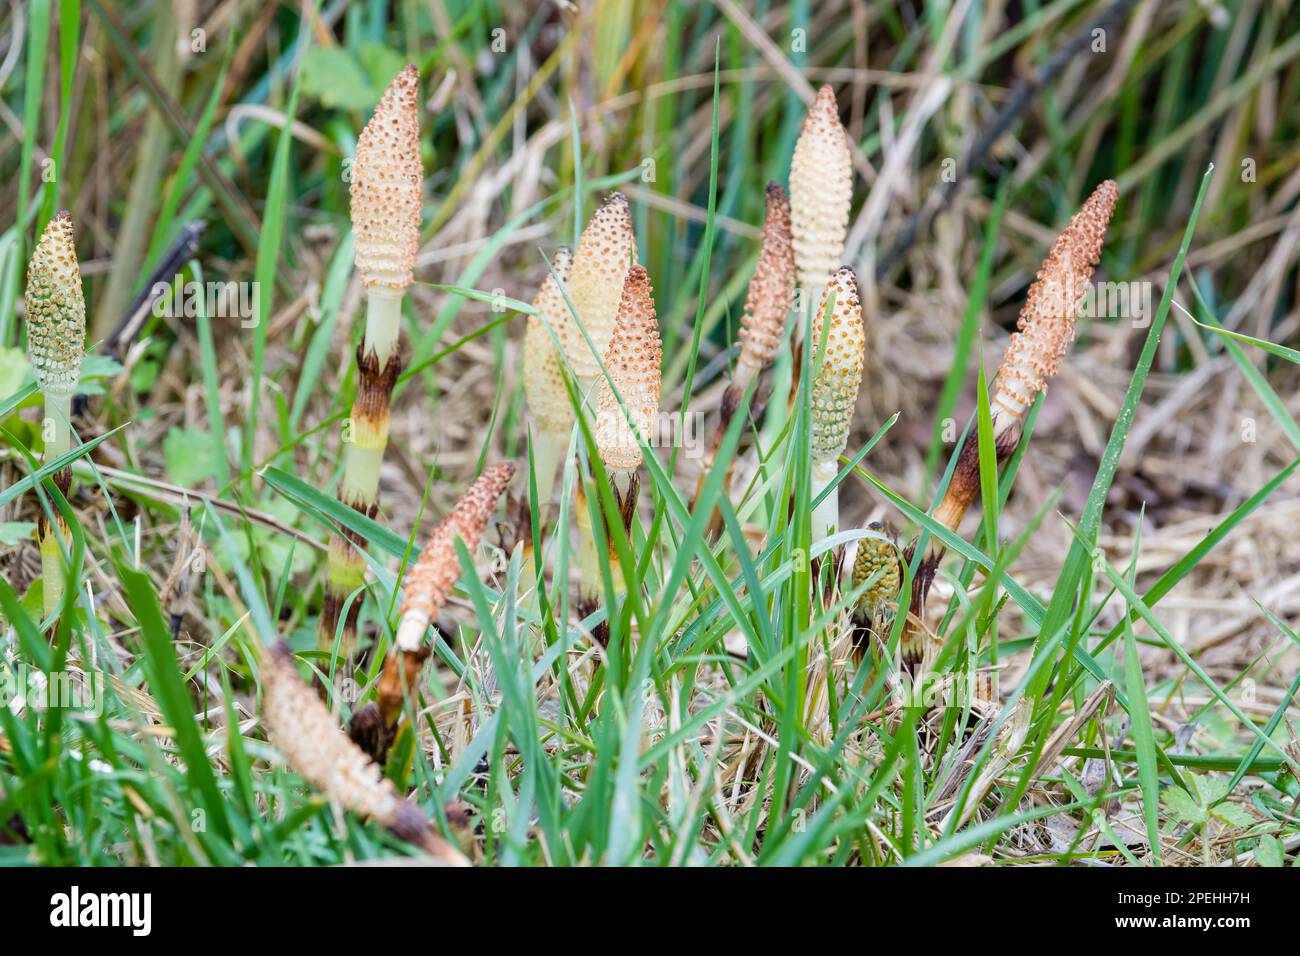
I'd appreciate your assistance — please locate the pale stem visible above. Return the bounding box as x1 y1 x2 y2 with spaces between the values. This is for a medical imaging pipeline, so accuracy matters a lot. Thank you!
810 459 839 545
362 287 404 367
519 429 568 612
40 531 65 619
531 428 569 520
608 468 638 592
340 444 384 508
41 390 73 619
45 391 72 462
575 484 601 607
339 288 405 512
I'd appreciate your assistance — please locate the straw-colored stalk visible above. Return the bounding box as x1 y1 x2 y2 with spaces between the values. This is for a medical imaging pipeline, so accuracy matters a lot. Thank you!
24 212 85 619
259 639 467 864
521 246 575 518
809 267 865 543
320 66 423 664
788 85 851 406
591 265 661 585
694 183 795 528
901 180 1119 666
348 463 515 762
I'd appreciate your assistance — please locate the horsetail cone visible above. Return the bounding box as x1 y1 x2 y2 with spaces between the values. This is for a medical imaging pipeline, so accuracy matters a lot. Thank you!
810 267 865 465
394 462 517 653
735 183 796 386
906 180 1119 664
808 267 864 542
596 265 661 477
990 179 1120 429
852 522 902 618
563 193 638 397
260 640 467 865
790 86 852 294
850 521 902 658
694 185 796 531
25 212 85 400
350 65 422 292
523 247 576 436
352 463 515 761
932 179 1119 538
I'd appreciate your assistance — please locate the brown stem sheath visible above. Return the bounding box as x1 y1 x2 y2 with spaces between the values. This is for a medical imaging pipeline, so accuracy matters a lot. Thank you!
319 343 402 665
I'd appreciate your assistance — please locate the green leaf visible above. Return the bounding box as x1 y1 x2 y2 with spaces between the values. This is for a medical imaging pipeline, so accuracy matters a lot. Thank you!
357 43 407 95
1162 785 1205 824
1192 774 1230 805
1209 803 1254 829
1255 834 1285 868
76 352 126 397
0 347 29 402
163 426 220 486
0 521 36 546
300 47 375 111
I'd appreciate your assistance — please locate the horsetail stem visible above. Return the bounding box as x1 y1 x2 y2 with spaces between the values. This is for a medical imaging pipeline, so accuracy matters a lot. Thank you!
320 66 422 665
809 266 865 544
788 85 851 407
24 211 85 620
522 245 575 514
348 463 515 762
260 640 467 865
901 180 1119 665
694 182 795 529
